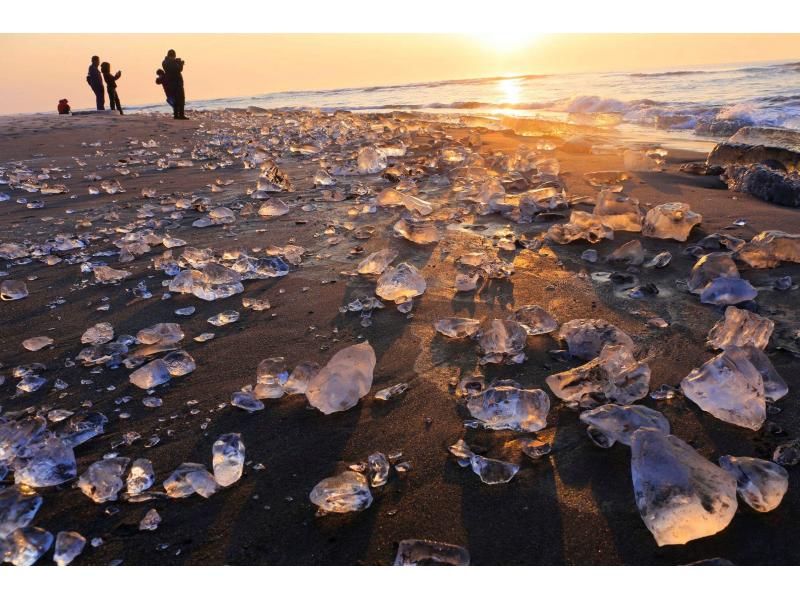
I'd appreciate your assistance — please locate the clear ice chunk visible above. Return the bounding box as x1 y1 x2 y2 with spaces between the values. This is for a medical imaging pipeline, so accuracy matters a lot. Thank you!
375 262 426 303
0 280 28 301
283 362 321 395
511 305 558 335
434 317 481 339
687 253 739 294
139 508 162 531
53 531 85 566
699 277 757 306
14 436 77 487
718 455 788 512
680 346 766 430
579 403 669 447
737 230 800 269
22 336 53 351
477 319 528 365
606 240 645 265
367 452 390 487
0 486 43 539
2 527 53 566
357 248 398 275
466 380 550 432
394 539 470 566
305 342 376 414
129 359 172 389
163 463 219 499
642 202 702 242
707 306 774 351
547 210 614 244
546 344 651 408
309 471 373 513
78 457 130 503
631 428 737 546
126 458 155 496
593 191 642 232
558 318 634 360
81 322 114 345
212 433 245 487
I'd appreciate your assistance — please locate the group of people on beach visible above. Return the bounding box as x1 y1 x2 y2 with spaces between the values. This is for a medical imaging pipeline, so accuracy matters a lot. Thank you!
83 50 188 119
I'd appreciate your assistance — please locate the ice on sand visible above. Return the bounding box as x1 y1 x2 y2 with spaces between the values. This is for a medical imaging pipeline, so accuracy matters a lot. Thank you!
631 428 737 546
718 455 788 513
309 471 373 513
579 403 669 447
305 342 376 414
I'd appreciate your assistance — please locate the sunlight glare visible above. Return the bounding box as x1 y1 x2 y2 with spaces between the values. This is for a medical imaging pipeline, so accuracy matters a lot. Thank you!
475 32 538 54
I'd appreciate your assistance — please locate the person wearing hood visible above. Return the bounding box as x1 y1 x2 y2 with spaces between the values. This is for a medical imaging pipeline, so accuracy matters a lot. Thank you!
162 49 187 120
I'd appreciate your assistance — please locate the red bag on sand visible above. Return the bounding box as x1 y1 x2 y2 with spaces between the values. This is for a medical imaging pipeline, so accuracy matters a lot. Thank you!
57 99 71 115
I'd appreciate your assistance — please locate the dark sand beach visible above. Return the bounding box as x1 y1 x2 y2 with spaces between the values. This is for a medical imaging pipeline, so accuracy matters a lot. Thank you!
2 110 800 565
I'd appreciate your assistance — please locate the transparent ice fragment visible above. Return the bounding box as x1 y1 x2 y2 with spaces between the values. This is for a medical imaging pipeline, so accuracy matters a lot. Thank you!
593 191 642 232
53 531 85 566
78 457 130 503
93 265 131 284
476 319 527 365
374 382 408 401
631 428 737 546
606 240 645 265
309 471 373 513
126 458 155 496
283 362 321 395
642 202 702 242
558 318 634 360
546 344 651 408
2 527 53 566
163 463 219 499
1 280 29 300
129 359 172 389
511 305 558 335
579 404 669 447
718 455 788 512
434 317 481 339
466 380 550 432
139 508 162 531
375 263 426 303
207 310 240 326
0 487 42 539
737 230 800 269
231 389 264 412
21 336 53 351
14 437 77 487
357 248 398 275
394 539 470 566
367 452 390 487
700 276 757 306
547 210 614 244
707 306 773 351
680 346 766 430
136 322 184 345
306 342 376 414
81 322 114 345
212 433 245 487
687 253 739 294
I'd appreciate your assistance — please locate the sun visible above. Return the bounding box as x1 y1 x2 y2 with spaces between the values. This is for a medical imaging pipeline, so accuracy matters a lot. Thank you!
474 32 538 54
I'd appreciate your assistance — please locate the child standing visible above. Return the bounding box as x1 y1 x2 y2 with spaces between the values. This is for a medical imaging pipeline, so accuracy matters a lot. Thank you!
101 62 123 115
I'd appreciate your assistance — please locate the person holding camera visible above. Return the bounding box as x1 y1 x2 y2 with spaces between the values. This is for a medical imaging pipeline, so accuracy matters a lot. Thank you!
162 49 187 120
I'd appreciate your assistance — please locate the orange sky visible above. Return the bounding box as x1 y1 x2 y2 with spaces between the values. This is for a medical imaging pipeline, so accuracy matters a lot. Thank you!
1 33 799 114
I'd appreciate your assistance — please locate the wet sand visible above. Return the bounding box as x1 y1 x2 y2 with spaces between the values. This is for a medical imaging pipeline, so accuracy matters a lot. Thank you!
1 111 800 565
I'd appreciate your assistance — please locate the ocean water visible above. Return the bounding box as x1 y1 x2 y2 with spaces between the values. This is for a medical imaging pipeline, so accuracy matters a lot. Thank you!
140 59 800 151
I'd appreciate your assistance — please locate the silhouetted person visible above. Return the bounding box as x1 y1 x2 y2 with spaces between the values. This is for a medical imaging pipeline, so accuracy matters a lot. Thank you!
86 56 105 110
162 49 187 119
101 62 123 115
57 99 71 115
155 69 175 107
